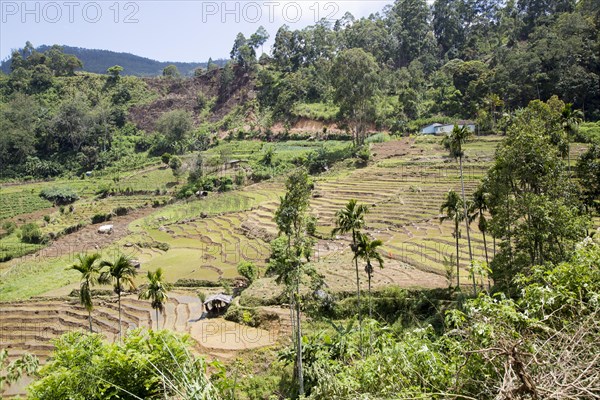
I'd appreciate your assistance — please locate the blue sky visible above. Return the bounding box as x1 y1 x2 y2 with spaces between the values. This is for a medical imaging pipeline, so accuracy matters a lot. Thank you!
1 1 390 62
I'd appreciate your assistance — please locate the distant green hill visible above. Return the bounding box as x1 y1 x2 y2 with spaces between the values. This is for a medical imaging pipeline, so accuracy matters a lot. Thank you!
0 45 228 76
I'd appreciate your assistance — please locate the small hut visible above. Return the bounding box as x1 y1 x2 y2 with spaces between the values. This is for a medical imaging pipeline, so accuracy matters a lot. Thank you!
203 294 233 316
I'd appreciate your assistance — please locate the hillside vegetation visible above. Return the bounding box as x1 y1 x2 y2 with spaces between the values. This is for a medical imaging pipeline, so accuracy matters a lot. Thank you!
1 0 600 399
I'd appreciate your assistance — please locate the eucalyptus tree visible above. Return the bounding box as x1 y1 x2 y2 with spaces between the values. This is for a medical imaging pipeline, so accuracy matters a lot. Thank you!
99 255 138 341
139 268 171 330
69 253 102 332
331 48 379 146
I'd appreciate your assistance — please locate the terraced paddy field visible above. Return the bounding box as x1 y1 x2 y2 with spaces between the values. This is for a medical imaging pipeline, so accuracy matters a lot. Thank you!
0 290 285 396
2 135 510 394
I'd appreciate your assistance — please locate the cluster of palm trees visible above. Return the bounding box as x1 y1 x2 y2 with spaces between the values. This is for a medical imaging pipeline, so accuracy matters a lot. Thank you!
332 199 385 353
440 104 583 293
69 253 171 340
441 125 494 293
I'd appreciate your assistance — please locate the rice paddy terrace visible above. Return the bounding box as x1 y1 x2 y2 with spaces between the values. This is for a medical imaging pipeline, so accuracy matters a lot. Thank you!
1 135 501 394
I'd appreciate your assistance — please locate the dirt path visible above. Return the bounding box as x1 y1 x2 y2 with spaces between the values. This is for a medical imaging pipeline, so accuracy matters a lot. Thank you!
5 206 157 267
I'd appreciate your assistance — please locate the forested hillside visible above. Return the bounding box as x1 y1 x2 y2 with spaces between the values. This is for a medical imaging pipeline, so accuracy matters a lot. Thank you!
1 0 598 180
0 44 228 76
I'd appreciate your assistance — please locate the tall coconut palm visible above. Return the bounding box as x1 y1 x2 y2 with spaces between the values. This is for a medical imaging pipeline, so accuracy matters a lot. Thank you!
443 125 476 294
69 253 102 332
440 190 464 289
332 199 369 353
355 233 384 320
139 268 171 330
99 255 138 341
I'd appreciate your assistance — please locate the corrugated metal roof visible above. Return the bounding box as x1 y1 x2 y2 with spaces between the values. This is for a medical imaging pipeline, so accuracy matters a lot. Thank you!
204 294 233 305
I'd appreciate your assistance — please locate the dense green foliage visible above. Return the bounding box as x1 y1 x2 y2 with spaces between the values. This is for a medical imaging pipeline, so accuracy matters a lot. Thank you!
275 237 600 399
39 186 79 205
28 329 220 399
485 97 590 293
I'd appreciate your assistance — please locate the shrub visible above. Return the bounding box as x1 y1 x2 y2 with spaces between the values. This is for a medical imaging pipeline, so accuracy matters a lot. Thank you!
173 278 224 288
20 222 45 244
2 221 17 235
161 152 172 165
355 145 371 166
113 206 130 216
237 261 258 283
136 241 170 251
224 304 278 328
40 187 79 205
365 132 391 143
91 213 112 224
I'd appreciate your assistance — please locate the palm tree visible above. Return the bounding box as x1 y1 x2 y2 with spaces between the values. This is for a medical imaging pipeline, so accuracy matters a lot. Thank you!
99 254 138 341
332 199 369 354
69 253 102 332
443 125 476 294
561 103 584 176
355 233 384 320
139 268 171 330
440 190 464 289
470 185 490 266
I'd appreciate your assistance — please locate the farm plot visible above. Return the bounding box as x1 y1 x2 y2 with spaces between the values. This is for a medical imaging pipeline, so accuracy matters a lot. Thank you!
0 190 53 220
304 139 495 290
126 211 272 281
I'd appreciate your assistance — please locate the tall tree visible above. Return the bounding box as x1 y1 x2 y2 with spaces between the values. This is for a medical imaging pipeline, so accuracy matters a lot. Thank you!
470 184 491 268
331 49 379 146
273 168 315 396
355 233 384 320
69 253 102 333
332 199 369 353
99 255 138 341
138 268 171 330
440 190 464 289
443 125 476 294
486 99 589 294
387 0 431 67
249 26 270 54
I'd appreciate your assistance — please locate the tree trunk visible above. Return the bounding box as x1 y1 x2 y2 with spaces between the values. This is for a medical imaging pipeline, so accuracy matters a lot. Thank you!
455 220 460 289
458 155 476 295
156 308 160 330
88 308 93 333
368 273 372 321
295 273 304 396
482 230 491 291
118 285 122 341
352 229 362 357
368 272 373 355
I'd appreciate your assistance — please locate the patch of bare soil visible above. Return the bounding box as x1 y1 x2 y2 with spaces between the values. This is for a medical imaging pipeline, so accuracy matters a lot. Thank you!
371 137 415 161
7 205 58 225
128 67 255 133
